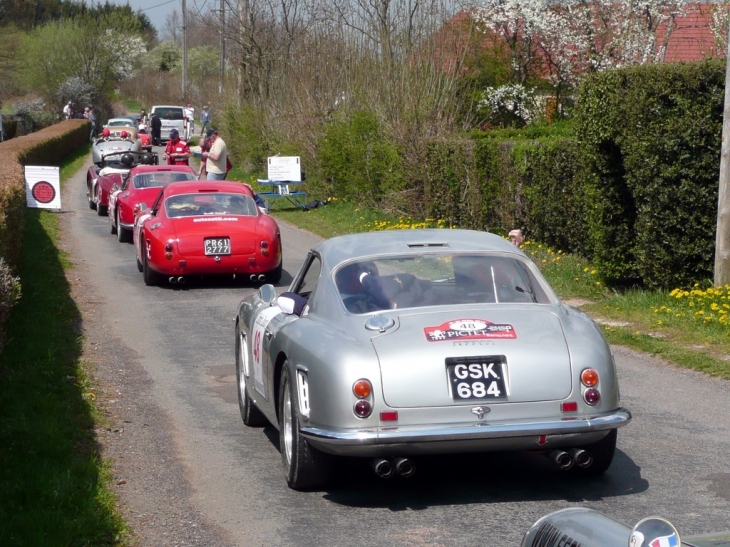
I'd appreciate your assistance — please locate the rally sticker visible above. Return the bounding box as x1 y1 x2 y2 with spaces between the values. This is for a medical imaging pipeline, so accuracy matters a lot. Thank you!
425 319 516 342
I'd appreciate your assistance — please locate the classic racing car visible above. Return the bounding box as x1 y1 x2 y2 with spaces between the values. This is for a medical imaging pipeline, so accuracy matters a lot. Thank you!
523 507 728 547
107 164 196 242
234 229 632 489
87 149 158 215
133 181 282 286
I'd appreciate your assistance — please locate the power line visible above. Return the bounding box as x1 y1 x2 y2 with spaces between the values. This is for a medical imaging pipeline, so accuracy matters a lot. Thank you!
137 0 178 12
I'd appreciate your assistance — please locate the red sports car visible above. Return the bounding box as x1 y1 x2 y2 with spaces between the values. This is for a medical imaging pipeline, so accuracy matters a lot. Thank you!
133 181 282 286
87 150 157 215
108 165 196 243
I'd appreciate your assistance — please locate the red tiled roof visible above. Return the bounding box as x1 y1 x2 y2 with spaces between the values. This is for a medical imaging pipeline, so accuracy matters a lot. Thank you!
661 3 724 62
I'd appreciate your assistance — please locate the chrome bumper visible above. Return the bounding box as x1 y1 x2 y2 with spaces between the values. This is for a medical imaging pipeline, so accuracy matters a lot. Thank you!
301 408 631 457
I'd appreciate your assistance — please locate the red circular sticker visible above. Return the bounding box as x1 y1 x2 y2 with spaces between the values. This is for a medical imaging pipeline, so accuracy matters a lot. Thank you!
31 181 56 204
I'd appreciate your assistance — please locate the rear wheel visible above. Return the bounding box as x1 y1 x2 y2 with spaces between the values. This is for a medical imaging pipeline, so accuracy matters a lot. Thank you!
88 181 96 210
572 429 617 476
110 208 117 235
142 245 160 286
136 256 143 273
267 259 283 284
96 188 106 216
116 209 131 243
279 363 333 490
235 323 267 426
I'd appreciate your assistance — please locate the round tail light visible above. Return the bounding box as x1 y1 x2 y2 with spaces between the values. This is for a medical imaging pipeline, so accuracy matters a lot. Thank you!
584 388 600 405
353 379 372 399
354 400 372 418
581 368 599 387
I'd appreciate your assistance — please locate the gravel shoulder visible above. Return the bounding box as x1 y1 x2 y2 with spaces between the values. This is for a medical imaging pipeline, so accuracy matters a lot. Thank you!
59 159 234 547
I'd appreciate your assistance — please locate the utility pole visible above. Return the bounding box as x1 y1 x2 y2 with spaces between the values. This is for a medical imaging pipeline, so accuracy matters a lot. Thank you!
715 27 730 286
219 0 225 95
182 0 188 100
238 0 249 105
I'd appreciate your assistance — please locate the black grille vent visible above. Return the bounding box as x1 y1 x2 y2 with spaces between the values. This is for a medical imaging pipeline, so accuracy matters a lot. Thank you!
530 521 583 547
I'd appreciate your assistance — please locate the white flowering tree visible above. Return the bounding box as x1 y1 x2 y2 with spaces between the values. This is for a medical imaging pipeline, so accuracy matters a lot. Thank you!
472 0 685 122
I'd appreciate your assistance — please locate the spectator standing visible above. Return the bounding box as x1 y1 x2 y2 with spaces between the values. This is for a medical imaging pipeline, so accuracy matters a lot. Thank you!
88 107 97 141
201 129 227 180
163 129 191 166
200 105 211 136
184 103 195 138
139 108 148 128
62 101 72 119
150 112 162 146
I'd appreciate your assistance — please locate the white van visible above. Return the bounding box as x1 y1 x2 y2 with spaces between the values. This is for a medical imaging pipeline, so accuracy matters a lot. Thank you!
150 105 186 142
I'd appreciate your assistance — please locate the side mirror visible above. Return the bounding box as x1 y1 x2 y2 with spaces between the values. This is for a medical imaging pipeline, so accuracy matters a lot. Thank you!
259 284 277 304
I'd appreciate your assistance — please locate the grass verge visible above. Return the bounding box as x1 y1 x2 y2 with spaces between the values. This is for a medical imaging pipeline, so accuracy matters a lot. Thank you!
271 198 730 381
0 143 129 546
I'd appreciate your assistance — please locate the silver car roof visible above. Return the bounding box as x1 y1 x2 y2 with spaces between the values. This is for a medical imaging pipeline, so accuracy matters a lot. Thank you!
313 229 525 268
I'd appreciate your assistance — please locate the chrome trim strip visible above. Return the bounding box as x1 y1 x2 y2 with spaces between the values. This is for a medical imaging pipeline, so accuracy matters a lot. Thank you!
301 408 631 446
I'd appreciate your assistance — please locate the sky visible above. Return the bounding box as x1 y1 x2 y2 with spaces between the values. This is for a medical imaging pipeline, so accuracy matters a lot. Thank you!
107 0 182 34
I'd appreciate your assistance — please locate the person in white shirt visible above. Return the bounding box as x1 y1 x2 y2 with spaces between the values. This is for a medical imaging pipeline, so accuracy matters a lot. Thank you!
183 103 195 138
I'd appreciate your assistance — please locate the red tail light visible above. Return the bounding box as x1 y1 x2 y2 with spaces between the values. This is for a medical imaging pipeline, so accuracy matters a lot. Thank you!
260 240 270 257
354 400 372 418
584 388 600 405
380 411 398 422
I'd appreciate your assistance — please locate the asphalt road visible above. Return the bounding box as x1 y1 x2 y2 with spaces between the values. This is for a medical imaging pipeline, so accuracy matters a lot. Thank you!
60 156 730 547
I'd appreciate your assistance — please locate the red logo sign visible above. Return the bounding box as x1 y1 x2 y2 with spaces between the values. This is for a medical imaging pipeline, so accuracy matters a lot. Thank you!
424 319 516 342
31 181 56 204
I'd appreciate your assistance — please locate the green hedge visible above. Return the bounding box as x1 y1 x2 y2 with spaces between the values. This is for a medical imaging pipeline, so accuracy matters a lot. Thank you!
0 119 89 353
575 61 725 288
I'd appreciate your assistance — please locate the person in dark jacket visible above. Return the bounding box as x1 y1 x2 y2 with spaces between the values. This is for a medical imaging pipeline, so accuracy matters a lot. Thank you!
150 113 162 146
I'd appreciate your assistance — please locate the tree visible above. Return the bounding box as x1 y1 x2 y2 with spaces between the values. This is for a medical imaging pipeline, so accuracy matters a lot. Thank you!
472 0 685 104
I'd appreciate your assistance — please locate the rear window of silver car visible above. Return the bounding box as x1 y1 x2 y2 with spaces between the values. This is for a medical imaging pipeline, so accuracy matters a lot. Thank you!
335 253 553 313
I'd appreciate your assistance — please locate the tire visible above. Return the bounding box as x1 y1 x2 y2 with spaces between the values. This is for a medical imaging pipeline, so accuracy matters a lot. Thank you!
117 209 131 243
88 181 96 210
267 259 283 284
110 208 117 235
142 245 160 286
572 429 617 476
279 363 333 490
96 188 106 216
136 256 143 273
235 323 267 427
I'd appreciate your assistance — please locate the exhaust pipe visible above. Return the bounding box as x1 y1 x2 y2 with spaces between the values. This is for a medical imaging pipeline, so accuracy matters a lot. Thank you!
569 448 593 468
550 449 574 470
258 274 266 282
371 458 394 479
250 274 257 281
177 276 185 285
169 276 177 284
393 457 416 478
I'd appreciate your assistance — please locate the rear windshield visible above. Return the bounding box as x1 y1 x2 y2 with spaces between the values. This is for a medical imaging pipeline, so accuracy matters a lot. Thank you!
133 171 195 189
154 108 184 120
165 193 258 218
335 253 553 313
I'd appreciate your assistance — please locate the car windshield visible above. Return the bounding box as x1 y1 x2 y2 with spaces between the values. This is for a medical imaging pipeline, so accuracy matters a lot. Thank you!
155 108 184 120
133 172 195 189
334 253 553 313
165 193 258 218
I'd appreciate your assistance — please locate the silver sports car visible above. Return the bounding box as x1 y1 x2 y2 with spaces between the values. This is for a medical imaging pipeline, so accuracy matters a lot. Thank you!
234 229 631 489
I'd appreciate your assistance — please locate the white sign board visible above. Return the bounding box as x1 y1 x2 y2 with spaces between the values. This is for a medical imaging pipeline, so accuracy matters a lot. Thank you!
267 156 301 182
25 166 61 209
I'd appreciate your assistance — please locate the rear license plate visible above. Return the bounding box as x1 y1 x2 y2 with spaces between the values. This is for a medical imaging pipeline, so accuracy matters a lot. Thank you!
204 238 230 255
446 356 507 400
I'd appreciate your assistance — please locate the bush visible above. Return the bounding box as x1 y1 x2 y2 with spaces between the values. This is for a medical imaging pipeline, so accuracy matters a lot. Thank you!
0 256 21 354
575 61 725 288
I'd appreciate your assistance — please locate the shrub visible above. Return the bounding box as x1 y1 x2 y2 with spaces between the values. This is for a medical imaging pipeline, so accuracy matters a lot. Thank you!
0 256 21 354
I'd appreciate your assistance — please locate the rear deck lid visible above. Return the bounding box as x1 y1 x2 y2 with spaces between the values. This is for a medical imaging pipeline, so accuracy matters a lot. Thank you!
372 308 572 408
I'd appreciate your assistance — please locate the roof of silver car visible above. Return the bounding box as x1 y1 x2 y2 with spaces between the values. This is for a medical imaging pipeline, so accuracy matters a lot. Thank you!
314 229 523 266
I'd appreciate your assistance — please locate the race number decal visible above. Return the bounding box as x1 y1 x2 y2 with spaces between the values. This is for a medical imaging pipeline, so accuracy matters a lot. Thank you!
251 307 280 395
425 319 516 342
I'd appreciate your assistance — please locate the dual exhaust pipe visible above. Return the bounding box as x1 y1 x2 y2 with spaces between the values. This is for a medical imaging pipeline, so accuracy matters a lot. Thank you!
168 276 186 285
549 448 593 470
250 274 267 282
371 457 416 479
